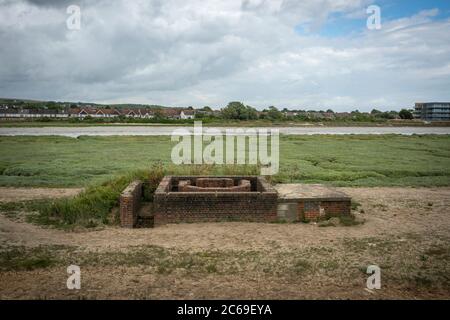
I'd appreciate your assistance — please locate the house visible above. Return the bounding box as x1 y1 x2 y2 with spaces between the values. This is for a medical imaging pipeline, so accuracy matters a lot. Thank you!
0 108 19 118
180 110 195 119
139 109 155 118
69 108 91 118
0 108 69 118
163 109 182 119
284 111 299 117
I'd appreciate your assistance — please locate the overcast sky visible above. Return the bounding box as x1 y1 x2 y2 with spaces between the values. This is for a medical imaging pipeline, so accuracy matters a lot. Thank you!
0 0 449 111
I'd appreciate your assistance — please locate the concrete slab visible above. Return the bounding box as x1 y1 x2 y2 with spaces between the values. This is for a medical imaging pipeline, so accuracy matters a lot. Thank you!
275 184 351 202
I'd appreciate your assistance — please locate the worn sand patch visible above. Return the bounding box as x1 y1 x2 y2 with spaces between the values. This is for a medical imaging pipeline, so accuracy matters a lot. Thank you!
0 187 449 299
0 187 449 251
2 266 448 300
0 187 82 203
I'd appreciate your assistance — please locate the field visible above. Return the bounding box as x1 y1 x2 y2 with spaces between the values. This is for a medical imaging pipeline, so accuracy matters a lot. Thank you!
0 134 449 299
0 135 449 188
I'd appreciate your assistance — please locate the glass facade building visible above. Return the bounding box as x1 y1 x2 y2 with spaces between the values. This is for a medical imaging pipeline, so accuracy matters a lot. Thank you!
414 102 450 121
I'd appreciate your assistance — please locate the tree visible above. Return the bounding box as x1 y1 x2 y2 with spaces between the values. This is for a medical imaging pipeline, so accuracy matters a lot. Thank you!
153 109 165 119
370 109 382 115
221 101 257 120
399 109 414 120
266 106 283 120
380 111 397 120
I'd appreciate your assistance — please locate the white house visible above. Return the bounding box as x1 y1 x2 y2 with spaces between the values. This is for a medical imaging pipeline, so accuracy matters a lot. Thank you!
180 110 195 119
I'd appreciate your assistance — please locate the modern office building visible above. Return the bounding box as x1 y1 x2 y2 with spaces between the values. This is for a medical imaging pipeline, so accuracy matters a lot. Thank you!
414 102 450 121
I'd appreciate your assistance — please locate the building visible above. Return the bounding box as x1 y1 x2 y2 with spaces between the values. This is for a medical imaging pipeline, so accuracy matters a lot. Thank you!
162 109 181 119
180 110 195 119
0 108 69 118
139 109 155 119
0 105 188 120
414 102 450 121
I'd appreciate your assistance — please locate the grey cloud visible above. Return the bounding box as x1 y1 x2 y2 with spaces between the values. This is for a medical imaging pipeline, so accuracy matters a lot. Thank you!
25 0 80 7
0 0 449 110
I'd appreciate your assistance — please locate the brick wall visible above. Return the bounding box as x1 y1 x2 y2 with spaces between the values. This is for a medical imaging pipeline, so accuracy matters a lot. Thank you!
196 178 234 188
120 180 142 228
154 176 277 226
178 178 251 192
297 200 351 222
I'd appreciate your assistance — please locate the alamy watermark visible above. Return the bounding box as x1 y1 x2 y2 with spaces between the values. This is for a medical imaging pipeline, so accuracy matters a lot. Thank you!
367 5 381 30
171 121 279 175
66 5 81 30
366 265 381 290
67 264 81 290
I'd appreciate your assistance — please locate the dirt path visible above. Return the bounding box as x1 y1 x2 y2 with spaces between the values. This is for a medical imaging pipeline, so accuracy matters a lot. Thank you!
1 187 449 251
0 187 449 299
0 187 82 203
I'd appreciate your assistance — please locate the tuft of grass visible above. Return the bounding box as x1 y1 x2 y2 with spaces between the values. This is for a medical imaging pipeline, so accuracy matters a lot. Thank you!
292 259 312 274
0 246 62 271
351 200 362 211
30 170 152 228
339 215 364 226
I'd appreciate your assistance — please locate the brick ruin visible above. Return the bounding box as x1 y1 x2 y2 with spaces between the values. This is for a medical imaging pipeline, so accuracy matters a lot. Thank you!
119 180 142 228
178 177 251 192
275 184 352 222
119 176 351 228
153 176 278 226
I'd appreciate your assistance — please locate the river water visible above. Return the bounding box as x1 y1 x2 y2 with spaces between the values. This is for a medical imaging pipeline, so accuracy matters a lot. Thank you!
0 126 449 137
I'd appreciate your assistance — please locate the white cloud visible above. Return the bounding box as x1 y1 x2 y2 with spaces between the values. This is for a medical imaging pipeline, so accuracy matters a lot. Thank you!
0 0 449 111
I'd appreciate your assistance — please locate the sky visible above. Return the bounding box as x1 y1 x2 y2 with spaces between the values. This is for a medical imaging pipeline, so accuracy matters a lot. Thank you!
0 0 449 111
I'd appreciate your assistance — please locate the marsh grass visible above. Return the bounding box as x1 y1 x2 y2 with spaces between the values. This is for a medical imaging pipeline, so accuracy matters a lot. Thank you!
0 135 449 187
0 245 67 271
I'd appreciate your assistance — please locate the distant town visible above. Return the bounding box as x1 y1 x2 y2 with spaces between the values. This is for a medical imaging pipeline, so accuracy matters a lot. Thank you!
0 98 449 123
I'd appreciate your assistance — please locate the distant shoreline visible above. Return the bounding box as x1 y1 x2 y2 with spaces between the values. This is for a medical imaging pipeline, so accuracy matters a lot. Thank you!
1 120 450 128
1 126 449 137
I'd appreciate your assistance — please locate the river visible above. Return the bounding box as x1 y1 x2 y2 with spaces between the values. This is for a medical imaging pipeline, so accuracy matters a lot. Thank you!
0 126 449 137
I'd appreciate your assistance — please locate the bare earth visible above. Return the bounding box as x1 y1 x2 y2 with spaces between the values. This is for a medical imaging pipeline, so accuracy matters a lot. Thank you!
0 187 83 203
0 187 449 299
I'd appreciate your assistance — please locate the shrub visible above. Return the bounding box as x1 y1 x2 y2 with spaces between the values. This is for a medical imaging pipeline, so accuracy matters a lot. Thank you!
35 169 150 228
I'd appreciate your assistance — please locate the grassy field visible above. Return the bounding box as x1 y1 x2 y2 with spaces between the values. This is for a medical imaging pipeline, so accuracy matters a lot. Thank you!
0 135 449 188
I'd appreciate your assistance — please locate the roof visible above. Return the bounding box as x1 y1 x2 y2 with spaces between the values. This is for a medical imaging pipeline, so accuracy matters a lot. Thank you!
182 110 195 115
163 109 181 117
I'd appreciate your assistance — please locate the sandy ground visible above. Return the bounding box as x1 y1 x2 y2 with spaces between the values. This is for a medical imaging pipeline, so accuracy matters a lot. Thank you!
0 187 449 299
0 187 82 203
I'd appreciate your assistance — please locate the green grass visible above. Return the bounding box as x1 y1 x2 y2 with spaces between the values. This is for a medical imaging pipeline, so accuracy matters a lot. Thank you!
0 245 66 271
0 135 449 187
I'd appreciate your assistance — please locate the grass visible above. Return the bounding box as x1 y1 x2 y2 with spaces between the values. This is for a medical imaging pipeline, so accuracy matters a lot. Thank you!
2 236 448 291
0 135 449 188
27 169 161 228
0 245 66 271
